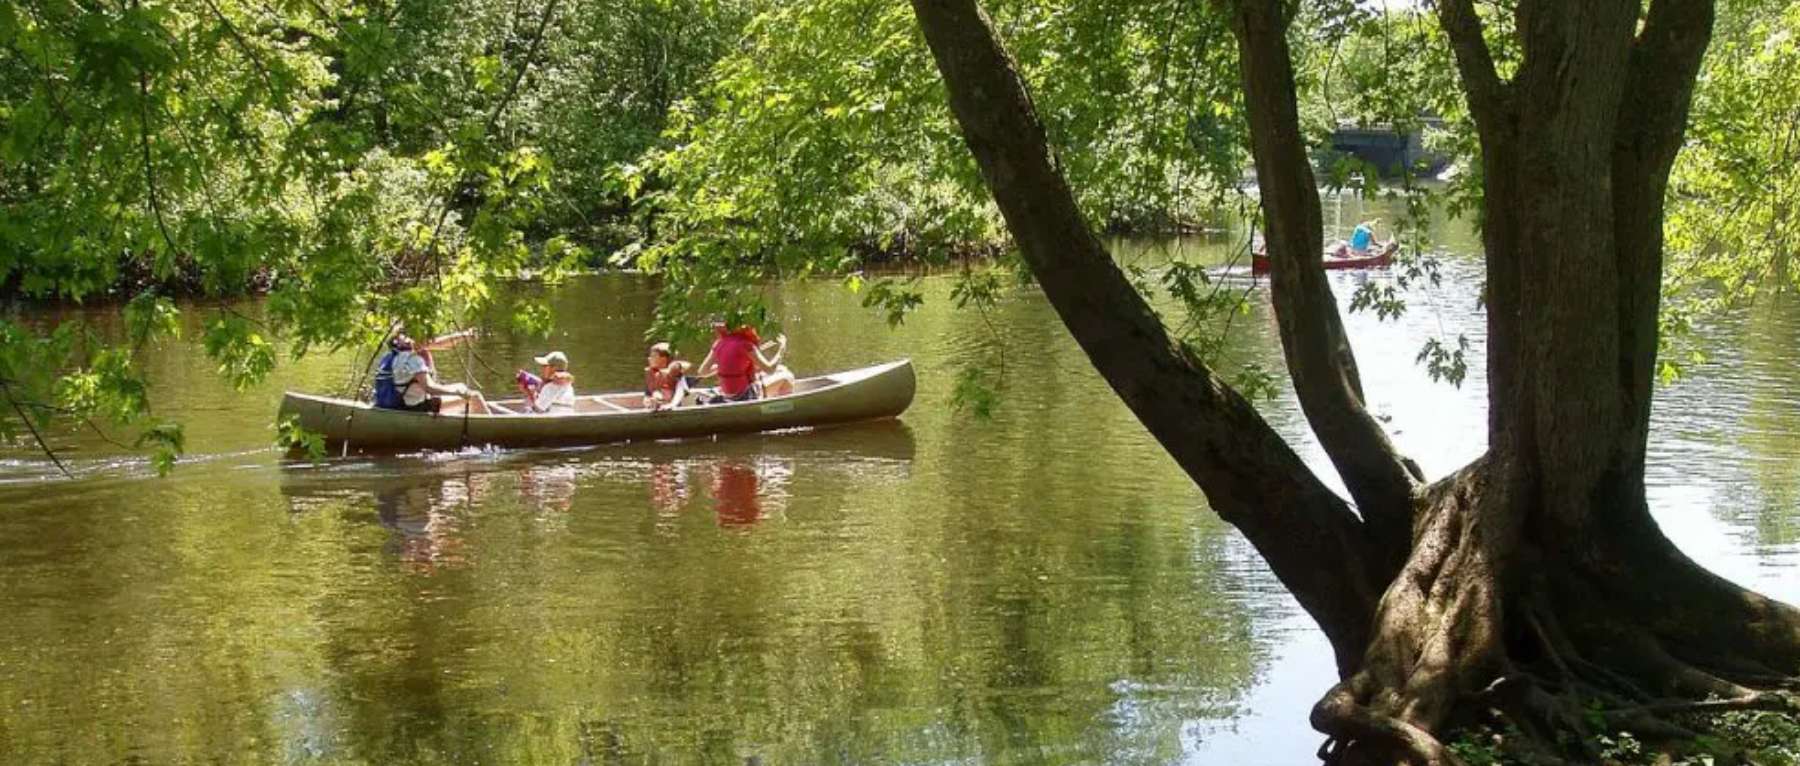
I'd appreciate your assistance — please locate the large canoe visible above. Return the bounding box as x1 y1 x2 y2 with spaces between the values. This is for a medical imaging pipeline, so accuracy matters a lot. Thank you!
1251 240 1398 275
279 359 916 452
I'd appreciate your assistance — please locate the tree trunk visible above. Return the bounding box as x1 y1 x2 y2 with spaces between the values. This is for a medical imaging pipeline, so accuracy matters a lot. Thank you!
1302 1 1800 762
908 0 1800 762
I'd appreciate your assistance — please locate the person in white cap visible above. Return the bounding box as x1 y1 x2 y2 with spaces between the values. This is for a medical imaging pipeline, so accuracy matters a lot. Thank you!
518 350 576 413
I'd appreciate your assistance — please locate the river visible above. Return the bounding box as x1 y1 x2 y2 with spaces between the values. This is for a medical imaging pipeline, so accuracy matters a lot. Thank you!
3 198 1797 764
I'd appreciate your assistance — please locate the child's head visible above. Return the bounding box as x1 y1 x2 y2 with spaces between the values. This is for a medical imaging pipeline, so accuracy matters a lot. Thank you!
534 351 569 375
647 342 673 368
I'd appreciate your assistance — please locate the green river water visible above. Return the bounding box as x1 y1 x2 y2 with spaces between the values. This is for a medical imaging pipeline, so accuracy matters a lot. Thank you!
3 200 1798 764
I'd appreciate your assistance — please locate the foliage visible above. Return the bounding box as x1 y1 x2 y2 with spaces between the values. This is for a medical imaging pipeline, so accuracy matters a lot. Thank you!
274 413 326 460
1 0 747 465
1705 709 1800 765
1444 726 1508 766
1446 710 1800 766
1664 0 1800 376
627 0 1251 332
5 0 1797 464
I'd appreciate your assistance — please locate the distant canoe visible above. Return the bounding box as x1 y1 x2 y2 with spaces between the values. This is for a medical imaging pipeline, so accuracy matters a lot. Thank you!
1251 241 1398 275
279 359 916 452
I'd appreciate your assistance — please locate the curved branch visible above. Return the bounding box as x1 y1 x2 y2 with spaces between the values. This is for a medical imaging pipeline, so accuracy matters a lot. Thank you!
1225 0 1421 554
1433 0 1510 130
908 0 1383 665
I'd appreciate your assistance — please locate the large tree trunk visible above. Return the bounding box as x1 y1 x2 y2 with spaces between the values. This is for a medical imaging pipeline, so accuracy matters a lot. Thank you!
909 0 1800 762
1259 0 1800 761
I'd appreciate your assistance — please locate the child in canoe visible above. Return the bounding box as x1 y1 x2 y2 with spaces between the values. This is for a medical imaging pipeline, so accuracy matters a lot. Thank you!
516 351 576 413
643 342 692 411
694 320 797 404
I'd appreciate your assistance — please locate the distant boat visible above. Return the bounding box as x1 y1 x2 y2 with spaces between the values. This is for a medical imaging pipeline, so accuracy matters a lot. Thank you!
279 360 916 452
1251 241 1398 276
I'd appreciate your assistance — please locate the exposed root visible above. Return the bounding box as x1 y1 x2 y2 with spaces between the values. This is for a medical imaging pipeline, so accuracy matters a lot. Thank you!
1302 457 1800 765
1312 681 1457 766
1610 690 1800 718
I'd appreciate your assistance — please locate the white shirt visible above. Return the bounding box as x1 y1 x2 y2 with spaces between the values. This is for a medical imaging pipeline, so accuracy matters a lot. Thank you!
531 378 575 412
392 351 433 406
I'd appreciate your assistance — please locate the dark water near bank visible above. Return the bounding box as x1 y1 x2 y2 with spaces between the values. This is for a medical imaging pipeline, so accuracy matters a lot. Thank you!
3 197 1798 764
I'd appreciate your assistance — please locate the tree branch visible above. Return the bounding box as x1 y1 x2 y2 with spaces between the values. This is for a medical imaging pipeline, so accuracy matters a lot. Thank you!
485 0 563 136
1224 0 1421 556
1433 0 1511 130
137 70 180 258
1610 0 1714 486
2 381 72 479
908 0 1384 666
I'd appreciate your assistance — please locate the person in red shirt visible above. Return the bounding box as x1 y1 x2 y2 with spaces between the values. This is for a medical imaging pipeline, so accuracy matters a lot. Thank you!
694 317 794 404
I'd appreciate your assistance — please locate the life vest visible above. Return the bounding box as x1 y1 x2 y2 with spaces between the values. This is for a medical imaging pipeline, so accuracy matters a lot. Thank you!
373 351 410 409
712 334 757 396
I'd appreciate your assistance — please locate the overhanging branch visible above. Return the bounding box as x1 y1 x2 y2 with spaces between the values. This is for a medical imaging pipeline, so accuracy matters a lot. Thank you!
1433 0 1511 131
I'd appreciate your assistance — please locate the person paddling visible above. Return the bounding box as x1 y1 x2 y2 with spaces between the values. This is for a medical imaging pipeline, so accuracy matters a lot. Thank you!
694 318 795 404
1348 219 1382 256
372 328 491 415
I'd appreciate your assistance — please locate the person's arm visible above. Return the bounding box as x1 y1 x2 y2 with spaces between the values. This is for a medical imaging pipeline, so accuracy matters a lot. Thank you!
415 372 469 397
753 335 788 371
418 329 477 351
693 348 719 379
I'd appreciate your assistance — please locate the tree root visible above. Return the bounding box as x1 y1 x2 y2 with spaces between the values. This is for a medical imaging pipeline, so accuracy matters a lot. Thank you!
1312 681 1457 766
1301 459 1800 765
1610 690 1800 718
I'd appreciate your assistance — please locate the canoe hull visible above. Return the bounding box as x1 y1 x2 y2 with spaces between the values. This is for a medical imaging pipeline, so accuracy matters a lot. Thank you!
279 359 917 451
1250 241 1397 275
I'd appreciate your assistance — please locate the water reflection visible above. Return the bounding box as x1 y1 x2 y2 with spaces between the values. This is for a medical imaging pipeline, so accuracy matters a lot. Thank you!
369 477 478 573
277 422 918 573
711 458 772 527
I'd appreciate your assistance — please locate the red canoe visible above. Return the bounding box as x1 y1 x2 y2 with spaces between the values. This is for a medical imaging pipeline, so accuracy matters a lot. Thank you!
1251 241 1398 275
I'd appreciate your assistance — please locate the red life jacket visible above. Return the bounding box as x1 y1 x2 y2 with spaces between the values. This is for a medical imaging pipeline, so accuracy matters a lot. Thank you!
711 333 758 396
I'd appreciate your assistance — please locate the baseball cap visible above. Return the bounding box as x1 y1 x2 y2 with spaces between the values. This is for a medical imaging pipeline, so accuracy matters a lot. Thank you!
533 351 569 370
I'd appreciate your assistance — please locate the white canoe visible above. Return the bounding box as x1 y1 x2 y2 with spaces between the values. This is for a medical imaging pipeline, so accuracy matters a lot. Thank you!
279 359 916 451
